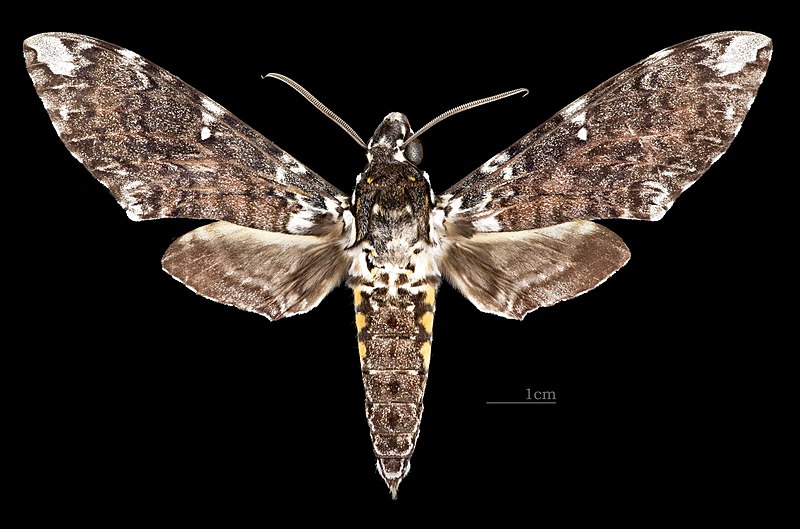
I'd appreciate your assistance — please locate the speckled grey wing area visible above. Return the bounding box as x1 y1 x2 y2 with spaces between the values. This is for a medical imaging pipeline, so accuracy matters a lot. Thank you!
440 31 772 234
24 32 350 236
162 222 350 320
440 220 630 320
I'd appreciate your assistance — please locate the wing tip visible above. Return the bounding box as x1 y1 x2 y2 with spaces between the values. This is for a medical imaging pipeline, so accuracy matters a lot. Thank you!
22 32 91 76
693 30 771 48
23 32 84 54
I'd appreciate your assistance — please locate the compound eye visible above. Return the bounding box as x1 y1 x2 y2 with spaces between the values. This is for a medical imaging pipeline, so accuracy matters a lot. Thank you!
403 139 423 165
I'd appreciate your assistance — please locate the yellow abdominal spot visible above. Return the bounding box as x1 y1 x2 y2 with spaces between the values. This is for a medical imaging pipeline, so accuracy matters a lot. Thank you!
356 312 367 332
420 342 431 371
419 312 434 334
353 288 363 307
358 341 367 361
424 285 435 306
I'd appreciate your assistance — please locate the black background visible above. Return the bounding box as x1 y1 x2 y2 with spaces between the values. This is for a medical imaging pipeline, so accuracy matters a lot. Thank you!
8 6 788 523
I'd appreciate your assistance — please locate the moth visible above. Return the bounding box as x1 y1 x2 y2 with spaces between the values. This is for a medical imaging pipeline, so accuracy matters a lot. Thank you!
24 31 771 498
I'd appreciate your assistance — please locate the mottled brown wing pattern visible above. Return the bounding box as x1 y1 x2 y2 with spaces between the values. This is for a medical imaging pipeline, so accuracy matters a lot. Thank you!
439 31 772 233
437 31 771 320
24 32 350 236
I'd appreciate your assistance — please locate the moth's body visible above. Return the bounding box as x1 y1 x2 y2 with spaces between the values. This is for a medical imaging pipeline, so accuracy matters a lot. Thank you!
24 31 771 499
349 113 439 495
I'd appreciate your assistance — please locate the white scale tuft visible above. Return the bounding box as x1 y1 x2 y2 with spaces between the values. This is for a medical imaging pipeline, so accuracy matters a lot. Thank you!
571 111 586 126
26 34 79 76
647 47 674 62
120 180 146 220
577 127 588 141
429 208 446 245
200 127 211 140
117 48 142 61
473 215 501 232
281 153 308 174
201 97 224 117
135 70 150 88
407 244 440 279
342 210 356 246
480 152 510 173
323 197 342 217
287 209 316 233
711 34 768 76
562 96 588 118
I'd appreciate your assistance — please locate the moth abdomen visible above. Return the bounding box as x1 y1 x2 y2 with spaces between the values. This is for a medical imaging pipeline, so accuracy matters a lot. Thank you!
352 279 437 499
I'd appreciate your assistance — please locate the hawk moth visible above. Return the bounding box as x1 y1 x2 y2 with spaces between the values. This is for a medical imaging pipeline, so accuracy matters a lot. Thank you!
24 31 771 498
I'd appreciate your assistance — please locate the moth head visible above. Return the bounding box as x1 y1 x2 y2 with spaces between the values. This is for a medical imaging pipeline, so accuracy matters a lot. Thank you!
366 112 423 166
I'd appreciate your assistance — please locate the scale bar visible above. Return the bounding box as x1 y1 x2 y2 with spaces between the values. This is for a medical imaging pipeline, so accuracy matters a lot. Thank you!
486 401 557 405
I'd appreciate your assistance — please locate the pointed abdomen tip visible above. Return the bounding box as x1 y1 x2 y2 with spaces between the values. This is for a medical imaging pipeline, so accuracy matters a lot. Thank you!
377 458 410 500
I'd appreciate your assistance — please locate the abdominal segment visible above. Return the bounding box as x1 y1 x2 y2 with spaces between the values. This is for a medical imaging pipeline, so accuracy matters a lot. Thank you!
352 278 437 498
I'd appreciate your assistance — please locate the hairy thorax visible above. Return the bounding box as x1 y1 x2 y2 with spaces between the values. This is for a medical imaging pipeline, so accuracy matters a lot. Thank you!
348 160 438 293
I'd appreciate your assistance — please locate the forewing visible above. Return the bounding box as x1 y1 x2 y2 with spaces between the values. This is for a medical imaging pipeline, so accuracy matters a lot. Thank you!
24 32 349 236
440 220 630 319
440 31 772 233
162 222 350 320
